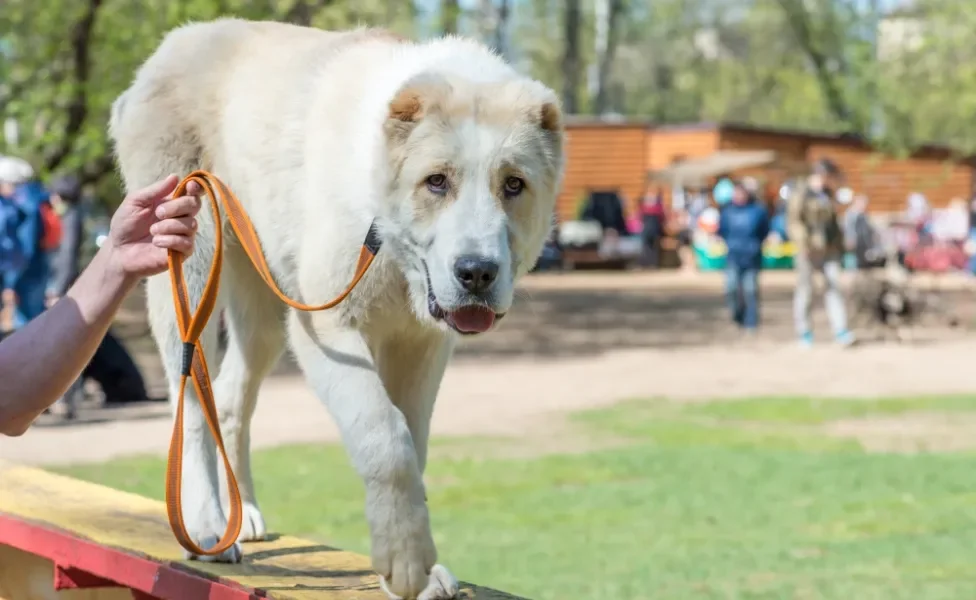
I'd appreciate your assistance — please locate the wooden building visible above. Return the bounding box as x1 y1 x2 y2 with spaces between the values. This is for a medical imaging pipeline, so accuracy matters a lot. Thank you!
557 118 975 221
651 122 975 213
557 116 650 222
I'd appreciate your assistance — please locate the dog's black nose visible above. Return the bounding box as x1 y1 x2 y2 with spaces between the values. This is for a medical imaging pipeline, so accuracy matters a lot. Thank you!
453 256 499 294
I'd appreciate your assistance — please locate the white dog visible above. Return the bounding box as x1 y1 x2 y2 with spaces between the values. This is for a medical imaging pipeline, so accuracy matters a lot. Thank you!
109 18 564 600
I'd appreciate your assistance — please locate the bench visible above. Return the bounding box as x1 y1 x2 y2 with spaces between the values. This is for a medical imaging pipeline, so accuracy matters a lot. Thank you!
0 460 523 599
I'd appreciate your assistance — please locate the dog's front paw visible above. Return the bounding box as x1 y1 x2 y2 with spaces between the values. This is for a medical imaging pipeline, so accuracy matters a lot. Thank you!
368 491 437 599
182 534 243 563
420 564 460 600
372 529 436 599
380 564 459 600
238 501 267 542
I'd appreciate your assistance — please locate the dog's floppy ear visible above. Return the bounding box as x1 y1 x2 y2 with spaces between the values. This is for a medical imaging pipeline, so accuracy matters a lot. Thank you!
384 73 452 142
537 101 562 133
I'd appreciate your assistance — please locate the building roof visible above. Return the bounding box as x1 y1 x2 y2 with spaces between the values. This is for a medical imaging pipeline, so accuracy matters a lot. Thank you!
648 150 783 186
632 121 972 159
564 118 970 160
563 114 653 128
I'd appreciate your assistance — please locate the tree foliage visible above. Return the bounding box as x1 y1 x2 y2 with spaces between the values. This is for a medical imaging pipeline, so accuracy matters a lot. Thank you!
0 0 416 203
0 0 972 205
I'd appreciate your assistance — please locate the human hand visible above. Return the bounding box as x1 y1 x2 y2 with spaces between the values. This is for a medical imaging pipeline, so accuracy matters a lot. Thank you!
105 174 203 281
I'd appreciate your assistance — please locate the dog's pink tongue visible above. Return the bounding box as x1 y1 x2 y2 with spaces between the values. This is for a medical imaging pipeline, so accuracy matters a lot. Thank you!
449 306 496 333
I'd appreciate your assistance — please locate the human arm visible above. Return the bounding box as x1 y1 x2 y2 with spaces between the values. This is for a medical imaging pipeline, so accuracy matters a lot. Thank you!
0 175 201 435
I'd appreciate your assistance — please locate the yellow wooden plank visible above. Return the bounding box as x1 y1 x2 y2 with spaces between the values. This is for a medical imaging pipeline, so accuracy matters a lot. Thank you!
0 461 524 599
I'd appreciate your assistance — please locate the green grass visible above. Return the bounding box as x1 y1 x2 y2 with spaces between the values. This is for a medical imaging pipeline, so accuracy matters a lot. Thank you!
58 395 976 600
677 395 976 425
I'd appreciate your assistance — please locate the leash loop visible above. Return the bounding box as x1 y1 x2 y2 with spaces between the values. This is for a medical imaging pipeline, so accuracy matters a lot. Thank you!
164 170 381 556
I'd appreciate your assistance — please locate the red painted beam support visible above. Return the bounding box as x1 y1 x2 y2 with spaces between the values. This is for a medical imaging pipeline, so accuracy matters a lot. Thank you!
54 564 125 590
54 564 164 599
0 513 265 600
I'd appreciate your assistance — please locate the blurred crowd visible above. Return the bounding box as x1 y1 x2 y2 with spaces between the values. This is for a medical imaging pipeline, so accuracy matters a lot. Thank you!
545 155 976 346
0 155 149 414
0 156 86 333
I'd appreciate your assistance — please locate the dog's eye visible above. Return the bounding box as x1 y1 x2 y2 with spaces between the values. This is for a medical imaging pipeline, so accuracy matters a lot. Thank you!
503 176 525 197
426 174 448 193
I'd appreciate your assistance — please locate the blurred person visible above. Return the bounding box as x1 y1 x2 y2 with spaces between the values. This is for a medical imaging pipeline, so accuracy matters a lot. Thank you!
941 198 970 242
0 174 202 436
786 158 855 348
969 193 976 233
741 176 760 199
47 173 86 300
713 175 735 207
718 180 770 334
906 192 930 223
0 175 26 298
768 183 792 242
843 194 867 248
46 172 152 410
687 186 708 223
638 185 666 268
41 173 88 419
847 195 883 270
905 192 934 246
968 196 976 275
967 204 976 276
0 158 52 330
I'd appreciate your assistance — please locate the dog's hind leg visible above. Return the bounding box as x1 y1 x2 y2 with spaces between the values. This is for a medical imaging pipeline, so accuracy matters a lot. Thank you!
115 85 242 562
146 252 240 562
213 249 287 543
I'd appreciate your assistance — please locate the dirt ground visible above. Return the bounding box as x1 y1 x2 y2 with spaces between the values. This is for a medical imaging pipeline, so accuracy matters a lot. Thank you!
3 269 975 465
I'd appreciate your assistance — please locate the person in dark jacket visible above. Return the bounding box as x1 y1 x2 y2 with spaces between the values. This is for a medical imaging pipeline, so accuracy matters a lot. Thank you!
638 186 666 268
718 181 770 333
47 174 86 299
47 174 152 407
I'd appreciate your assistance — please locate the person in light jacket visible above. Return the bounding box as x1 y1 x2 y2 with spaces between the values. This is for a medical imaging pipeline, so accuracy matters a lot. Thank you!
786 158 855 347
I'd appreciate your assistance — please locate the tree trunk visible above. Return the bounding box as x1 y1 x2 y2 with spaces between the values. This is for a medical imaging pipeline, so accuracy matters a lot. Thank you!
282 0 334 26
776 0 863 133
44 0 104 172
593 0 625 115
561 0 582 114
477 0 511 56
442 0 460 36
494 0 510 58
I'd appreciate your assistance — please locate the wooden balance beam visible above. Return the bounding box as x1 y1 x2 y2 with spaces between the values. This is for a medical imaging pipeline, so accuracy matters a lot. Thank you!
0 461 523 600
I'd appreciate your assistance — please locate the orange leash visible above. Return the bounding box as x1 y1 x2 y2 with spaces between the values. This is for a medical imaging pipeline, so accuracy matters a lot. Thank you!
164 170 382 556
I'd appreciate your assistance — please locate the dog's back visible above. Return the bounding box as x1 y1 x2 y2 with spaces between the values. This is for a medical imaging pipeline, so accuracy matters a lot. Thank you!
110 19 397 193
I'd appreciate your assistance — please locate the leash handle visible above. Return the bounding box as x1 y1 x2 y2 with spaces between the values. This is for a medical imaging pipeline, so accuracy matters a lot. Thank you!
164 171 381 557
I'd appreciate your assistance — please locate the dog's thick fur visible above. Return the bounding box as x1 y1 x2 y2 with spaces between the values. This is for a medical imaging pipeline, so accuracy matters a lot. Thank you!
109 18 564 600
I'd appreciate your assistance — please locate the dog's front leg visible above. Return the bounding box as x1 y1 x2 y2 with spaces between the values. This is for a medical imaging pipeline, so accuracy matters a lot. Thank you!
379 333 459 600
288 313 437 600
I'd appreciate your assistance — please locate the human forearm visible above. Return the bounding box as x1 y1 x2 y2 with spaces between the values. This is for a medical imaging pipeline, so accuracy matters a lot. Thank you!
0 242 137 434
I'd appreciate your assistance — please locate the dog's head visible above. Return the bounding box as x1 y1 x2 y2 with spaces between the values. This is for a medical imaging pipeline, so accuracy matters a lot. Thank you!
380 71 564 335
